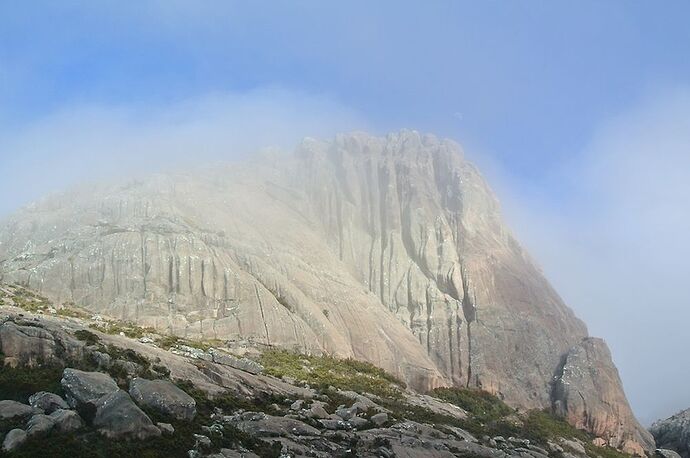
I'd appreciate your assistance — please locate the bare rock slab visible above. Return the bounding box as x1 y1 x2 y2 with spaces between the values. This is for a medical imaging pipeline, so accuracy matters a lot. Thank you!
129 377 196 420
93 389 161 440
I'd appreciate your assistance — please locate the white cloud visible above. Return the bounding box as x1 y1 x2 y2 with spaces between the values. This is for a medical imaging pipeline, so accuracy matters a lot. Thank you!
494 86 690 424
0 87 366 216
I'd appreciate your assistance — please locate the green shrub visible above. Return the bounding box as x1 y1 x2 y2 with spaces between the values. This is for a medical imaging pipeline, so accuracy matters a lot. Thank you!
430 387 513 423
74 329 101 346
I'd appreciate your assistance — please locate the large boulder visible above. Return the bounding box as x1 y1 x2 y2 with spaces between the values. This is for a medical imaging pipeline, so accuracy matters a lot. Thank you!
656 449 683 458
60 368 118 408
28 391 70 414
0 400 39 420
92 389 161 440
230 412 320 437
651 408 690 458
552 338 655 456
0 322 57 367
128 377 196 420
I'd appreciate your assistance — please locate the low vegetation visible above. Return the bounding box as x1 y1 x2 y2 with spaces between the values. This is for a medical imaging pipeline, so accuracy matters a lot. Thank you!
0 361 64 403
260 349 406 398
0 287 635 458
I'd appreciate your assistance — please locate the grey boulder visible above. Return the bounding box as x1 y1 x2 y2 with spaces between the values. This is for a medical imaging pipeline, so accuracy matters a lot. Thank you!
232 413 320 437
651 408 690 458
129 377 196 420
0 400 39 420
28 391 69 414
370 412 389 426
93 389 161 440
2 428 27 452
61 368 118 407
25 414 55 438
656 449 683 458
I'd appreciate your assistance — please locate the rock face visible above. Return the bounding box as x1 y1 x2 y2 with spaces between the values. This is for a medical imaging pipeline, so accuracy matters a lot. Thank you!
552 338 655 455
0 130 649 452
651 408 690 458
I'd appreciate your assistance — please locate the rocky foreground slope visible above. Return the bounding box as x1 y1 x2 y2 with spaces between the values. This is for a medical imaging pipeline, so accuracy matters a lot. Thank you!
0 130 652 453
0 285 667 457
651 409 690 458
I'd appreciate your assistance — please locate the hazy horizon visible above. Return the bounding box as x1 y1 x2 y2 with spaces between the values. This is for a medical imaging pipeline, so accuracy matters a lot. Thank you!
2 1 689 425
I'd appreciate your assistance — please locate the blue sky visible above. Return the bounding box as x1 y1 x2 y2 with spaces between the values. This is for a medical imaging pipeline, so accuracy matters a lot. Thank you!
2 1 690 423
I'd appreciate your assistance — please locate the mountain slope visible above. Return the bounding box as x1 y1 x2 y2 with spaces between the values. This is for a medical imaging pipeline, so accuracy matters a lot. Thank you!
0 130 652 453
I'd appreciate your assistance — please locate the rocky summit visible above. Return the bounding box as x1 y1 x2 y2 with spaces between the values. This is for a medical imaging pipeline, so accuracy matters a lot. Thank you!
0 130 652 455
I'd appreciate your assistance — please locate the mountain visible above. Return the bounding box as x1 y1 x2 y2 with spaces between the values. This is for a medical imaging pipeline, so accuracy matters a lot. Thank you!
0 130 653 454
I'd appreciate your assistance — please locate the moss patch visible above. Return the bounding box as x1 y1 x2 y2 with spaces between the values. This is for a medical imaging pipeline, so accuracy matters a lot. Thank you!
260 349 405 398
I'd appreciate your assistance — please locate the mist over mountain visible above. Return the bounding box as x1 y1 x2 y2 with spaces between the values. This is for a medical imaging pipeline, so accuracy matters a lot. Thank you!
0 130 654 454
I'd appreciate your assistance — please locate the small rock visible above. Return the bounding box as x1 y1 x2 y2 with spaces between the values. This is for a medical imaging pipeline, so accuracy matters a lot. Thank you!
370 412 388 426
2 428 27 452
28 391 69 414
290 399 303 411
158 422 175 435
209 349 264 374
308 401 330 419
194 434 212 448
592 437 607 448
49 409 84 434
25 414 55 438
319 419 349 430
351 401 369 413
0 400 39 420
240 411 266 421
509 436 530 446
335 406 356 421
347 416 368 429
547 441 564 454
91 351 112 369
560 438 587 455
